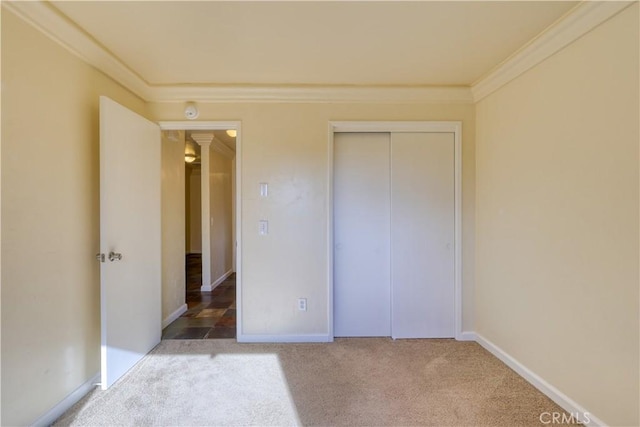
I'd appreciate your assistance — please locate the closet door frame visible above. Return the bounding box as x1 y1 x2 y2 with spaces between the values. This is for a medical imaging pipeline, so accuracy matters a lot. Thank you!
327 121 463 340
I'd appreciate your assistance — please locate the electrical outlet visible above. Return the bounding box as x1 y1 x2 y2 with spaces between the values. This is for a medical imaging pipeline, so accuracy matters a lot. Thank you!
259 220 268 235
298 298 307 312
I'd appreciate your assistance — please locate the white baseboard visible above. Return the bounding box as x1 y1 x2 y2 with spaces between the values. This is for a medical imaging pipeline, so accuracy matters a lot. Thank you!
201 269 234 292
162 303 188 328
211 269 233 289
475 334 604 427
237 333 332 343
31 372 100 427
457 331 477 341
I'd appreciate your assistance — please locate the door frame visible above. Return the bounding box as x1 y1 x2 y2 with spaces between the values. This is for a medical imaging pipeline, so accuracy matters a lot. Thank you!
159 120 243 340
327 121 463 340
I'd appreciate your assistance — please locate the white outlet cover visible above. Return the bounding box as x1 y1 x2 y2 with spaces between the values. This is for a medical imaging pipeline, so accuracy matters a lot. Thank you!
259 220 268 235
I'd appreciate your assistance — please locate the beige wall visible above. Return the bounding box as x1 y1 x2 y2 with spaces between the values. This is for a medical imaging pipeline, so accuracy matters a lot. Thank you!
149 102 476 336
6 1 635 425
188 166 202 253
161 131 186 321
475 5 639 426
185 164 191 251
209 148 234 285
1 10 148 426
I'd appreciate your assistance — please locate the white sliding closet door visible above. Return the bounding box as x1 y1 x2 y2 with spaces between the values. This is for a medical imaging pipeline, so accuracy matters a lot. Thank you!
334 133 391 337
391 132 455 338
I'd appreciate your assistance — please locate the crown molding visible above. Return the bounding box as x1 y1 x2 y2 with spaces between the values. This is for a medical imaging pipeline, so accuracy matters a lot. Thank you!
471 1 635 102
7 0 631 105
149 85 474 104
2 0 152 100
3 1 472 104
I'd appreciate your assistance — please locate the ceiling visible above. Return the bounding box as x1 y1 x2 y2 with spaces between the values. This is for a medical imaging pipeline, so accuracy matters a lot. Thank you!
49 1 578 88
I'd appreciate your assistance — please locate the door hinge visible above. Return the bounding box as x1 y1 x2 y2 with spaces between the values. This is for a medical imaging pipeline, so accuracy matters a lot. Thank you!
95 253 105 263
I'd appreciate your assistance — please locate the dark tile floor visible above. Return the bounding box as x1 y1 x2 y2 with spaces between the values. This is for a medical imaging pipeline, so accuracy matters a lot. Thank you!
162 254 236 339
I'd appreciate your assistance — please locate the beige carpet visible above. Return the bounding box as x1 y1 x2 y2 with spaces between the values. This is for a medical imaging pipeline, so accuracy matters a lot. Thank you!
55 338 566 426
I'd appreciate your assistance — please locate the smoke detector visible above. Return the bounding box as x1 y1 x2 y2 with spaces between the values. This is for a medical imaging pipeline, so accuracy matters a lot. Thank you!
184 102 199 120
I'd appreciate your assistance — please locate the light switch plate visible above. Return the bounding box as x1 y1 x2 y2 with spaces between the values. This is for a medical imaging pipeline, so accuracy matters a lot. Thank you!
259 182 268 197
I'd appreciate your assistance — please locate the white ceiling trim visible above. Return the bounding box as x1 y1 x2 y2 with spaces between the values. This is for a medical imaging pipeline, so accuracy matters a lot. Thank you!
5 1 631 105
3 1 473 104
151 85 474 104
2 0 153 100
471 1 635 102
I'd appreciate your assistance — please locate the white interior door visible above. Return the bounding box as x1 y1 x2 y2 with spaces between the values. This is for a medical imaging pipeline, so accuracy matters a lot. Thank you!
100 96 161 389
391 132 455 338
334 133 391 336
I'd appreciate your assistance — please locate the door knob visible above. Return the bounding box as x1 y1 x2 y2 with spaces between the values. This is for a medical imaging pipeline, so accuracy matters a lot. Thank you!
108 251 123 262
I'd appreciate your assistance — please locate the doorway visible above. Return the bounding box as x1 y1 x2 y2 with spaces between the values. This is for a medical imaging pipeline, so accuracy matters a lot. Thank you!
328 121 463 340
160 122 242 339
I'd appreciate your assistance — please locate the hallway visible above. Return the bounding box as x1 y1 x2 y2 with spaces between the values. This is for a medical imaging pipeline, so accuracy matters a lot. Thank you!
162 254 236 339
